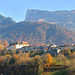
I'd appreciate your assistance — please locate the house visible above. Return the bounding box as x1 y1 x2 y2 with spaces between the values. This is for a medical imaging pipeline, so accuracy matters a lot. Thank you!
6 43 17 50
20 44 48 52
51 44 57 48
44 47 61 55
21 41 29 47
6 41 29 50
58 44 75 50
44 44 61 55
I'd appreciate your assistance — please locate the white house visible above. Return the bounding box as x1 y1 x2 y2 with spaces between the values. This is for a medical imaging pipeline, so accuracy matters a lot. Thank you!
51 44 57 48
6 41 29 50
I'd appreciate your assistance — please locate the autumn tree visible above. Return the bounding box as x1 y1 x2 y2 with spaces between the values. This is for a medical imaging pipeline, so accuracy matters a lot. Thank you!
0 41 4 55
68 52 75 60
46 53 53 67
34 55 43 75
69 47 72 50
68 59 75 75
11 50 16 55
41 54 48 68
3 39 9 47
41 53 53 68
64 47 68 50
14 53 30 65
56 54 67 65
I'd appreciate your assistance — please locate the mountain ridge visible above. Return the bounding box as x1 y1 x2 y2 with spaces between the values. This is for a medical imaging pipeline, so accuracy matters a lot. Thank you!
0 21 75 45
0 11 75 45
0 14 16 29
25 9 75 31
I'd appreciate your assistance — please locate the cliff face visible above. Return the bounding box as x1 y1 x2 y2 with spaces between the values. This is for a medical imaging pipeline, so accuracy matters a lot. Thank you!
25 9 75 31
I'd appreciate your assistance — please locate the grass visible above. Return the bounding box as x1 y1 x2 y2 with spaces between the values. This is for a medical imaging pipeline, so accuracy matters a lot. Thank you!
44 69 68 75
44 71 58 75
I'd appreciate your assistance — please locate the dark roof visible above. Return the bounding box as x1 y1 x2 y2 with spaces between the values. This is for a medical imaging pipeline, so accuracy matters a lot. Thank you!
58 44 74 47
8 42 18 46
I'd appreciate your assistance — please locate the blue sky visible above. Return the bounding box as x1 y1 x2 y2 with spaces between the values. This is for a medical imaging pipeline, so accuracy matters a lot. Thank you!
0 0 75 22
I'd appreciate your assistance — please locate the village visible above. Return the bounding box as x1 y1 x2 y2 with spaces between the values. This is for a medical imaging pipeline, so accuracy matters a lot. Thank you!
5 41 75 56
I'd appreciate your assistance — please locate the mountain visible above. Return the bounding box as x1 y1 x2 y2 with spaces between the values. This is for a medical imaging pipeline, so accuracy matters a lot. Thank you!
0 14 16 29
0 21 75 45
25 9 75 31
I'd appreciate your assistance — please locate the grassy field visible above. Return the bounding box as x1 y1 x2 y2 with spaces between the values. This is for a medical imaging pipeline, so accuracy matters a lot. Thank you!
43 69 68 75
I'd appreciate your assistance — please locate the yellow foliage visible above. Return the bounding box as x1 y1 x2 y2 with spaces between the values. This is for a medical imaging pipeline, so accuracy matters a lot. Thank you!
74 52 75 54
46 48 48 50
6 54 10 57
69 51 71 54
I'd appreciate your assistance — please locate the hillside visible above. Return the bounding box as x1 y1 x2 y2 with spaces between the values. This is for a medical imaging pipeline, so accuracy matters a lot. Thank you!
0 14 16 29
25 9 75 31
0 21 75 45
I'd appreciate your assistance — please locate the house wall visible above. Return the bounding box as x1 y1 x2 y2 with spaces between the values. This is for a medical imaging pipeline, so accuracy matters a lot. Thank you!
16 44 23 49
22 44 29 47
7 45 16 50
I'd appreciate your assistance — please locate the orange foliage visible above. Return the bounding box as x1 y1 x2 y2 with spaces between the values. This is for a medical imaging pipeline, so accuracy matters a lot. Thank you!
22 41 28 44
26 53 30 60
46 53 53 67
0 59 2 61
14 54 18 59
